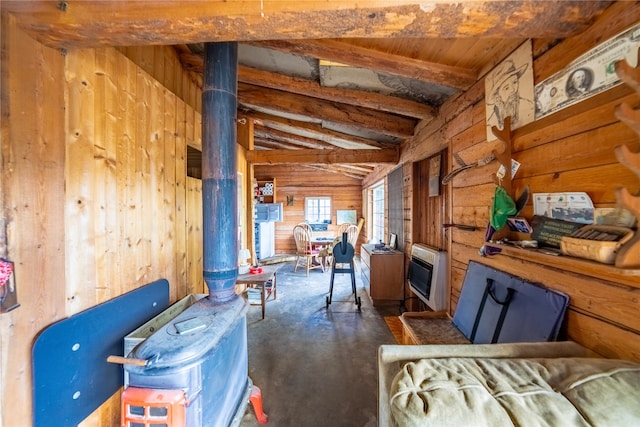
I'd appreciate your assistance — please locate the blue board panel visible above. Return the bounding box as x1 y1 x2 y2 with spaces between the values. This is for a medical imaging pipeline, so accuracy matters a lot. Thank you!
32 279 170 427
452 261 569 344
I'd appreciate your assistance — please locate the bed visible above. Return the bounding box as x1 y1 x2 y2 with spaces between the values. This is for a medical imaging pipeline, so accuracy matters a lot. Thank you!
378 342 640 427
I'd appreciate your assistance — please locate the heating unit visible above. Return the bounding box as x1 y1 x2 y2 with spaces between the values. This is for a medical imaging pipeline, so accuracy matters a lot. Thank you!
118 41 267 427
408 243 448 311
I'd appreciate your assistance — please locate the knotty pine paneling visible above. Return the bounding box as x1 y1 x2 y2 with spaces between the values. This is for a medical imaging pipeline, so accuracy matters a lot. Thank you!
76 49 196 426
255 165 363 254
66 47 99 312
412 2 640 362
513 86 635 152
2 19 201 425
186 176 205 295
174 100 189 297
1 16 67 426
118 45 202 114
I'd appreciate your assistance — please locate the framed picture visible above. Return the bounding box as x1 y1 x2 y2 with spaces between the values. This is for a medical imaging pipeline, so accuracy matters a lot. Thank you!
336 209 357 225
389 233 397 249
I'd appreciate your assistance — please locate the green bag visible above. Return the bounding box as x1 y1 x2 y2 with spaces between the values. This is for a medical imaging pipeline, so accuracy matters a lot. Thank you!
490 185 517 230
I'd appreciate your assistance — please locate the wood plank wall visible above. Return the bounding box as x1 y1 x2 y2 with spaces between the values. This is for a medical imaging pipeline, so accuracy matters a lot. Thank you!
1 16 204 425
118 45 203 116
255 165 364 254
366 2 640 362
1 13 67 426
63 47 192 310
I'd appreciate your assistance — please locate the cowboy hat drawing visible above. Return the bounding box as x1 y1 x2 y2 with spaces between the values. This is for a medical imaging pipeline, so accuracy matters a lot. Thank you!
488 59 528 100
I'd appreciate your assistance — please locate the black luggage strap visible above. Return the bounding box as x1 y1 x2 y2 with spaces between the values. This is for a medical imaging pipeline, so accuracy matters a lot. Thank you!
469 278 516 343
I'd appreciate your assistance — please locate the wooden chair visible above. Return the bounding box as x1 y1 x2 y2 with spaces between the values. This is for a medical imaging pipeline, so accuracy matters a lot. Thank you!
335 222 351 236
345 224 361 271
293 225 324 276
296 222 313 235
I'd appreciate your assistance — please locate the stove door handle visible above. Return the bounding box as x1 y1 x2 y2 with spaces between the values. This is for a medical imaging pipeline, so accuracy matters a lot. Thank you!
106 355 148 367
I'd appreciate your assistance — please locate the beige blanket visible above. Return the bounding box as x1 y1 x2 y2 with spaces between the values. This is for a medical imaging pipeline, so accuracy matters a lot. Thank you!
390 357 640 426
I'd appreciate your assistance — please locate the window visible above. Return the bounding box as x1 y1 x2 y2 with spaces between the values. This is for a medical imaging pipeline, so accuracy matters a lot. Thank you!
371 181 385 243
305 197 331 223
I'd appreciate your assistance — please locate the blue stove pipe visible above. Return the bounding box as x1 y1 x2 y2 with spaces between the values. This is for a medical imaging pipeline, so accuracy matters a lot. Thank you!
202 42 239 302
124 42 250 427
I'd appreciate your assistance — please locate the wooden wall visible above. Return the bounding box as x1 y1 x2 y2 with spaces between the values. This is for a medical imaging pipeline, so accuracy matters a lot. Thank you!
255 165 364 254
367 2 640 362
0 16 205 426
2 4 640 427
1 12 67 426
117 45 203 116
449 4 640 362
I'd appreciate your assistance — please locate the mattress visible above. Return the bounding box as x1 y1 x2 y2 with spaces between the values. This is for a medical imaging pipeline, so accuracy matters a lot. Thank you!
390 356 640 426
378 342 602 427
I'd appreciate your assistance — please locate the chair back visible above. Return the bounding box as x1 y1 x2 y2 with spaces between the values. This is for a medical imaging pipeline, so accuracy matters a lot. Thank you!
345 224 359 246
335 222 351 236
293 225 313 254
296 222 313 235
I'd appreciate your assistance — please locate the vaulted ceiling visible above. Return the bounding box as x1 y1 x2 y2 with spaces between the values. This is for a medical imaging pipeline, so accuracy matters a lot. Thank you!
2 1 614 179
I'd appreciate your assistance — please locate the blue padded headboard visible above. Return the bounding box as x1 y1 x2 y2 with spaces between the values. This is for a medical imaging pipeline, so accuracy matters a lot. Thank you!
32 279 170 426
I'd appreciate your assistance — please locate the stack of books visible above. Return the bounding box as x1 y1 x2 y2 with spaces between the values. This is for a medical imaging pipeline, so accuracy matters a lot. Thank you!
247 288 261 303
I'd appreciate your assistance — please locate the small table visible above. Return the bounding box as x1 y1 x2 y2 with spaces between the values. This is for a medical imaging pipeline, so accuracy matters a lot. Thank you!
235 265 279 319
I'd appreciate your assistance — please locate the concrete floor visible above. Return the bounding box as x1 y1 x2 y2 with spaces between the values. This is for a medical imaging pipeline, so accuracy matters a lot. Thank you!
239 259 403 427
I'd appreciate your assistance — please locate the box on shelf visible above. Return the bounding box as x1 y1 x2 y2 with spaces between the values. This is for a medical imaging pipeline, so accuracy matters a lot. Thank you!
560 225 634 265
124 293 207 356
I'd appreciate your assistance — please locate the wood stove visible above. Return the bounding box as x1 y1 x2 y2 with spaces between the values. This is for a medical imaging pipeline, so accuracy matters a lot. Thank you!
122 298 250 427
119 41 267 427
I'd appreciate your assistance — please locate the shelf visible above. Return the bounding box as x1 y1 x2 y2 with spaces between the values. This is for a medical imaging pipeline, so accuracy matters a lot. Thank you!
484 243 640 289
255 179 276 204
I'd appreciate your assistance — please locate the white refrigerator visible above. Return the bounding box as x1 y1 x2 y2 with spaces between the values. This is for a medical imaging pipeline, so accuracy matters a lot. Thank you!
255 221 275 260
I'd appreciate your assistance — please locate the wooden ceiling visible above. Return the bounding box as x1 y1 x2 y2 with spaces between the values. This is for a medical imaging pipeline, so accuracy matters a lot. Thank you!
2 1 614 179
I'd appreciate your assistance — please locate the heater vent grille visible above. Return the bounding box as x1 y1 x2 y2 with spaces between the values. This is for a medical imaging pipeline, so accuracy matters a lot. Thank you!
122 387 186 427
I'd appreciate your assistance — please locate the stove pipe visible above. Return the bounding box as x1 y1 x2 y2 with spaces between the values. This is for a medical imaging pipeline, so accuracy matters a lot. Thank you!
202 42 239 302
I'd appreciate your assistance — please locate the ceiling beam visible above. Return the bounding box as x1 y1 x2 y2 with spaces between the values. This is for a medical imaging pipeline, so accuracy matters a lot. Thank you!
248 112 392 149
251 39 477 90
305 164 371 180
178 50 436 119
247 148 399 165
253 138 300 150
2 1 611 48
254 126 332 150
240 64 436 119
239 83 416 139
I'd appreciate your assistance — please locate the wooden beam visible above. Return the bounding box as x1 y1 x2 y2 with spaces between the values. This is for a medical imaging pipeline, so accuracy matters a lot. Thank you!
2 1 610 48
249 112 392 149
254 125 332 150
239 83 416 139
252 39 477 90
253 137 301 150
240 64 436 119
305 164 371 180
178 51 437 119
247 148 399 165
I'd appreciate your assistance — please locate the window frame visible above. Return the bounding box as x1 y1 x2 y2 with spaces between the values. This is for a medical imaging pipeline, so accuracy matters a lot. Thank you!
370 181 385 244
304 196 332 224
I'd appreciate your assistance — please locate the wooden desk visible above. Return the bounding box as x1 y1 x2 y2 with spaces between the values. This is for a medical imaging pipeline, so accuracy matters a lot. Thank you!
235 264 279 319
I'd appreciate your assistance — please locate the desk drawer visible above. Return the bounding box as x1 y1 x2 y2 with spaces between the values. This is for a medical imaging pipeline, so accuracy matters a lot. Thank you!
361 263 370 286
